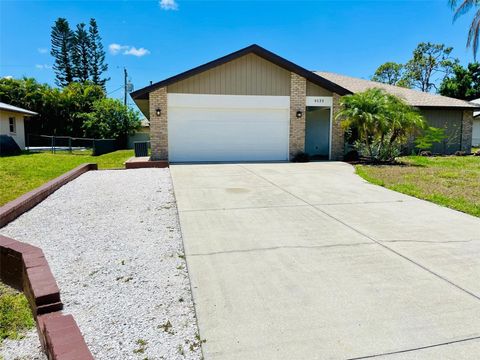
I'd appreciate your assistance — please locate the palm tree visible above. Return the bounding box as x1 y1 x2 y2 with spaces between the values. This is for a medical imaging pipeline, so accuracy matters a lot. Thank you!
450 0 480 59
337 88 425 162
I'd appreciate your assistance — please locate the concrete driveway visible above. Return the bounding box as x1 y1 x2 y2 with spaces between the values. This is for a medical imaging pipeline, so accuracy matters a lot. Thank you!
170 162 480 360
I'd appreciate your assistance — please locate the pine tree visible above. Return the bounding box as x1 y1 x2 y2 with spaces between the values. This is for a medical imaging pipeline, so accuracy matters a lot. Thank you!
72 23 91 82
88 19 109 87
50 18 74 87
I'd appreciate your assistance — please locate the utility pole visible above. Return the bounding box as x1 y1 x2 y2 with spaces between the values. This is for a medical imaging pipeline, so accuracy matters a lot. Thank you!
124 67 128 106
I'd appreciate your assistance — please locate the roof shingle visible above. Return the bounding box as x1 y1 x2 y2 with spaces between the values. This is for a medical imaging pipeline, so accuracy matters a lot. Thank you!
315 71 478 109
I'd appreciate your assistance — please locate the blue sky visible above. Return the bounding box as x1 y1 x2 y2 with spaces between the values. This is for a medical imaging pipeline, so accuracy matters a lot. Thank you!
0 0 474 107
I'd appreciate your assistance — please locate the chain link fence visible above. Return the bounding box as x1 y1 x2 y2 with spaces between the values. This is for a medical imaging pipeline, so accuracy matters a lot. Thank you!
26 134 117 156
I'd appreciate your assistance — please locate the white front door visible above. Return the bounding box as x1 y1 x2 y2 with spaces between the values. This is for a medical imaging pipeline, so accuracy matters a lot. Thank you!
167 94 290 162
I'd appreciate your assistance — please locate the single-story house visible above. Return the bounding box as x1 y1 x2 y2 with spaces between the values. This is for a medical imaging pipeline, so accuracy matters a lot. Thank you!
0 102 37 149
471 98 480 147
127 118 150 149
131 44 477 162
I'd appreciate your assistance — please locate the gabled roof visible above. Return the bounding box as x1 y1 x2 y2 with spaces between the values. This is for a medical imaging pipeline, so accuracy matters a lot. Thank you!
0 102 37 115
130 44 351 99
316 72 479 109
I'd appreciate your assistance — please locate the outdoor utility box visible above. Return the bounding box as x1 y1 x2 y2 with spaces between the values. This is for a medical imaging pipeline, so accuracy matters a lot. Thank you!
134 141 149 157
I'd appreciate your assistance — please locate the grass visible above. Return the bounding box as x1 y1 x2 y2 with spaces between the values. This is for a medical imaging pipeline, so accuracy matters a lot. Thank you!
0 283 35 340
355 155 480 217
0 150 134 206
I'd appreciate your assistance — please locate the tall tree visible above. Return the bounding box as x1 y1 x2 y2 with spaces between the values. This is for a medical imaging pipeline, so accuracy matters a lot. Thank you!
72 23 91 82
371 62 405 85
449 0 480 60
402 42 457 92
439 62 480 100
88 19 109 87
50 18 74 87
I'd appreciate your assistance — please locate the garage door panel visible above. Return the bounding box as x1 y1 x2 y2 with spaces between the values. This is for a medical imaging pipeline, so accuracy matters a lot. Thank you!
168 95 290 162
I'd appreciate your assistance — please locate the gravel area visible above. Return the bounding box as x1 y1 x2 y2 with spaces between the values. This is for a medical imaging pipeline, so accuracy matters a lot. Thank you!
1 168 203 360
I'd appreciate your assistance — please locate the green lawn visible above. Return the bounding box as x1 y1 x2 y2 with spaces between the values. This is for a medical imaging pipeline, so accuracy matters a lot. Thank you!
0 150 134 206
356 155 480 217
0 283 34 340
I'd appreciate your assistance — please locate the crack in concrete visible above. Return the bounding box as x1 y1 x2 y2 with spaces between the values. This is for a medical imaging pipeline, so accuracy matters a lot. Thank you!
238 164 480 303
188 241 375 257
381 239 478 244
347 335 480 359
179 200 410 213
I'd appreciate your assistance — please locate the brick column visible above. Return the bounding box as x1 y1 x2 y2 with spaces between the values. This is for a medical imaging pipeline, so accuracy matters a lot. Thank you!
149 87 168 160
330 93 345 160
289 73 307 158
461 110 473 153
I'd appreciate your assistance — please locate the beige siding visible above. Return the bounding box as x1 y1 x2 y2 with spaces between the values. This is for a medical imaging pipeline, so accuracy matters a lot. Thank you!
167 53 291 96
306 81 332 96
0 110 26 149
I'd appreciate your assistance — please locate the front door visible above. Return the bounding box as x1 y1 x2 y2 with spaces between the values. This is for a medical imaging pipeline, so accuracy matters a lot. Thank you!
305 107 330 159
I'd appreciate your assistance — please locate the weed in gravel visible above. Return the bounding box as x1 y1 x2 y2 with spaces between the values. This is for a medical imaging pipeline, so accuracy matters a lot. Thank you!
177 253 185 260
158 320 174 334
178 297 184 303
177 344 185 356
89 270 99 276
133 339 148 354
176 264 185 270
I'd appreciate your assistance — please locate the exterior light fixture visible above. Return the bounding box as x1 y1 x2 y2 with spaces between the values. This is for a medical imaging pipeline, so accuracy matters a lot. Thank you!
156 108 161 116
296 110 303 119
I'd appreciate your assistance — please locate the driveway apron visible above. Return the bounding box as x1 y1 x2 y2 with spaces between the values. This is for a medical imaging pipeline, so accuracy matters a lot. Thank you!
170 162 480 360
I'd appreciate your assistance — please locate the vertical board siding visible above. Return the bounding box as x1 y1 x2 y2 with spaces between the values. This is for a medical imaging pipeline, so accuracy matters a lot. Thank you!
306 81 332 96
421 109 463 154
167 54 291 95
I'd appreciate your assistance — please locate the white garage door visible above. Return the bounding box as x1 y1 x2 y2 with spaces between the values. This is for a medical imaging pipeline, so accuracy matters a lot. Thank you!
168 94 290 162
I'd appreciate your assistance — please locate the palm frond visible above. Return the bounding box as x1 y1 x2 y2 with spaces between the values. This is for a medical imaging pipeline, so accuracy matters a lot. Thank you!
452 0 477 22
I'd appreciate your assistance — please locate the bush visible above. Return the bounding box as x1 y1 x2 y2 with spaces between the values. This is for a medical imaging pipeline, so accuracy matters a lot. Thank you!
82 98 141 147
414 127 446 153
337 88 425 163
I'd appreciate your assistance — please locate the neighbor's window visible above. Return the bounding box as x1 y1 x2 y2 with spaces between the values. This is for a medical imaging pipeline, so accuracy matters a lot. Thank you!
9 117 16 134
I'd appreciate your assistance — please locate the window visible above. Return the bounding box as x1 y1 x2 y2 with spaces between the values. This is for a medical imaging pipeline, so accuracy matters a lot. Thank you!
8 117 16 134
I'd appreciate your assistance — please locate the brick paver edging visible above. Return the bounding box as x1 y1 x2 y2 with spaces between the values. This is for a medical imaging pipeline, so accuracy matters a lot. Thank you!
0 234 93 359
0 163 98 228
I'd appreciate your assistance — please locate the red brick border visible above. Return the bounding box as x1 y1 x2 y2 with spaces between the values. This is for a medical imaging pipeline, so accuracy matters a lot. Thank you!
0 163 98 228
125 156 169 169
0 235 93 359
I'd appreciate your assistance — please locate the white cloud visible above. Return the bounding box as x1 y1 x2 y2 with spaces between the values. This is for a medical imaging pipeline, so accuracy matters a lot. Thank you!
108 43 129 55
159 0 178 10
123 47 150 57
38 48 48 54
109 43 151 57
3 75 13 79
35 64 52 69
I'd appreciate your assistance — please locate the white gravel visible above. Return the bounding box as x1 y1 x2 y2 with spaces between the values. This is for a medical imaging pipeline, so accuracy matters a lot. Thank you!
0 169 203 360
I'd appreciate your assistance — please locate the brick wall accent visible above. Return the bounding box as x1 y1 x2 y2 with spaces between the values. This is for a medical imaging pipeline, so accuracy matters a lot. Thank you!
461 110 474 153
330 93 345 160
0 235 93 359
289 72 307 158
149 87 168 160
0 163 97 229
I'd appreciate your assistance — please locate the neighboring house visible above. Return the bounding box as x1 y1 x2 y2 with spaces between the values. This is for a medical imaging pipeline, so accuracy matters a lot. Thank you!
471 99 480 147
0 102 37 149
127 118 150 149
131 44 477 162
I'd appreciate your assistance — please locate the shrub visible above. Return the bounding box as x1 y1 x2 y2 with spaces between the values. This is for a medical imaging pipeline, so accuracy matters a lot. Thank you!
337 88 425 163
414 126 446 153
82 98 141 147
